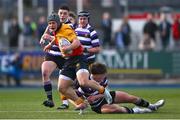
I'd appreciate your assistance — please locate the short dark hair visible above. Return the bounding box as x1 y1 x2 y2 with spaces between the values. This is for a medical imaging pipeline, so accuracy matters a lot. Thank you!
59 5 70 11
89 62 107 74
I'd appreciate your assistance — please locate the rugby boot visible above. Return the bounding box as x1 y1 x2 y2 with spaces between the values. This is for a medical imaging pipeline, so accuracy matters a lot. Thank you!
148 99 165 111
57 104 69 110
42 99 54 108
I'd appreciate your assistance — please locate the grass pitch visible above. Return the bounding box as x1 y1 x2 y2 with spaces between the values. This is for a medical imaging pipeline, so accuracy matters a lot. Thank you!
0 87 180 119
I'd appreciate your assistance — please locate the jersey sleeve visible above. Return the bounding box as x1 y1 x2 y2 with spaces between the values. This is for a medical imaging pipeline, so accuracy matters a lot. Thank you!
66 28 77 42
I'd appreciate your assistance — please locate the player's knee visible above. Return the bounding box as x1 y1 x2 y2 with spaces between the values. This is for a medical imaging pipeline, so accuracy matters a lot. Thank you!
42 69 50 78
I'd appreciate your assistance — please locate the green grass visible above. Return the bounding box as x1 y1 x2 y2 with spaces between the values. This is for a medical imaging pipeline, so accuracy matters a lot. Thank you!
0 87 180 119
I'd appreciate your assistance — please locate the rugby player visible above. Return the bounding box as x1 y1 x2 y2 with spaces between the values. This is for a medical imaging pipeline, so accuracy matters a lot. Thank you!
43 12 112 110
75 62 165 114
40 5 72 109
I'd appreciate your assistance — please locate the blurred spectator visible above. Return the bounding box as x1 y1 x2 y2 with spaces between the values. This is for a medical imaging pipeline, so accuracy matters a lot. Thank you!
21 15 36 49
114 16 131 50
8 17 21 50
114 28 124 50
1 52 22 86
120 15 131 49
142 13 158 42
101 12 112 48
37 16 47 40
138 33 156 51
159 13 171 50
172 16 180 50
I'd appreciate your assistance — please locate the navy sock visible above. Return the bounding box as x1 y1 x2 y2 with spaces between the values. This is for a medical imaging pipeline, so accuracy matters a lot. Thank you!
43 81 53 100
123 106 134 114
135 98 149 107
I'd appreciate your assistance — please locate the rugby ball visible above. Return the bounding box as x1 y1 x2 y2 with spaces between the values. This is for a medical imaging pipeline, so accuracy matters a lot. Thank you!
59 37 72 54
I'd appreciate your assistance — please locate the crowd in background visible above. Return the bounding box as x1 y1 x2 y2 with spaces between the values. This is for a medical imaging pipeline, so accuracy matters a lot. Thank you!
102 12 180 51
1 3 180 87
4 11 180 52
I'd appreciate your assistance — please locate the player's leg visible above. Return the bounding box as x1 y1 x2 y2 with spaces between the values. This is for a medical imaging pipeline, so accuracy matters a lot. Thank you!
41 61 57 107
114 91 140 103
101 104 152 114
114 91 164 111
58 75 87 110
76 69 112 104
57 74 69 110
57 94 69 109
114 91 152 108
101 104 128 113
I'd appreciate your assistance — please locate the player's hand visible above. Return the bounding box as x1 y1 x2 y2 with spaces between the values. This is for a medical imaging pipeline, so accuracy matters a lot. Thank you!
43 34 55 41
60 46 72 56
43 43 52 52
40 34 55 45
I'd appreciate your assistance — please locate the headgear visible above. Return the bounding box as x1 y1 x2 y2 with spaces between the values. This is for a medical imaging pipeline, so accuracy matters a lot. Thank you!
47 12 61 28
78 11 90 18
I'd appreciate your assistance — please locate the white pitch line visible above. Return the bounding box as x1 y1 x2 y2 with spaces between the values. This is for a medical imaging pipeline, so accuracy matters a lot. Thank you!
0 110 89 113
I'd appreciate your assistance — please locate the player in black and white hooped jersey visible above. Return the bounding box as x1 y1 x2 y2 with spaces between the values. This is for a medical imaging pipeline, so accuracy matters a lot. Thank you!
75 62 165 114
75 11 101 65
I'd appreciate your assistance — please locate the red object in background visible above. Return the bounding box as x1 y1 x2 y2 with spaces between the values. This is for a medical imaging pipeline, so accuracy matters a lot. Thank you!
128 12 180 20
128 13 148 19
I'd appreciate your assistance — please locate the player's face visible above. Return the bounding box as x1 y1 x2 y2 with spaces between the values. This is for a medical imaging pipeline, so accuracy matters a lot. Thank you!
58 9 69 23
69 16 76 24
48 21 58 32
79 16 88 28
91 74 106 83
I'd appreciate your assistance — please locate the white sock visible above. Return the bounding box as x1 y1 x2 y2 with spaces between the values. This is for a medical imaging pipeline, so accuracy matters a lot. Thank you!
62 100 69 105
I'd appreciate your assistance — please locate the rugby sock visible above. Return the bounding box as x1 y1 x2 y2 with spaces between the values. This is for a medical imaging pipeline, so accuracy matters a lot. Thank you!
43 80 53 100
62 100 69 105
135 98 149 107
98 86 105 94
60 94 69 105
123 106 134 114
61 94 67 100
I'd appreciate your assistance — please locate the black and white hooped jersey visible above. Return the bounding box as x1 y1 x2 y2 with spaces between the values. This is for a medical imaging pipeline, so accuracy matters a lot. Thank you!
75 24 100 60
77 76 108 107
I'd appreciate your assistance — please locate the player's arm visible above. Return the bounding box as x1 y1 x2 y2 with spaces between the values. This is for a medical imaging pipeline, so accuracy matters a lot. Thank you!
39 27 49 45
84 46 101 54
60 38 80 55
87 94 104 104
85 29 101 53
64 38 80 51
60 28 81 53
43 35 55 52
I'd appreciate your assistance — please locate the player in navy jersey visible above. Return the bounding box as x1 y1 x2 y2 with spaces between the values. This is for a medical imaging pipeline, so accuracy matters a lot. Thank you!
40 5 73 109
75 11 101 65
75 62 165 114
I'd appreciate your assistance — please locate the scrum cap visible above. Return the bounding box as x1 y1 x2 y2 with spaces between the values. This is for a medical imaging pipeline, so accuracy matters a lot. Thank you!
47 12 61 28
78 11 90 18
